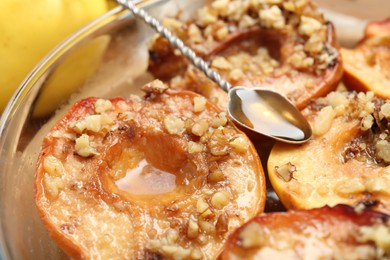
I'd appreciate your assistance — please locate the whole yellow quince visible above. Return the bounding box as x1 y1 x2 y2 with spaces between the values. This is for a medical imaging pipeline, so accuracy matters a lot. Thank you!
0 0 108 114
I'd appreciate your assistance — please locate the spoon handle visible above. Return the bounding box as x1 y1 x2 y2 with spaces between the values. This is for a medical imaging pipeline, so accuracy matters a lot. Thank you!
117 0 232 92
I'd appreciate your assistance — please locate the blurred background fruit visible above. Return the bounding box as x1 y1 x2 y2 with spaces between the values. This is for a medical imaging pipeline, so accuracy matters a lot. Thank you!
0 0 109 114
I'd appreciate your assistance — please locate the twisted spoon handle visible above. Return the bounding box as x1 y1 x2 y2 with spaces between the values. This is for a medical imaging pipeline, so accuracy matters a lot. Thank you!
117 0 232 92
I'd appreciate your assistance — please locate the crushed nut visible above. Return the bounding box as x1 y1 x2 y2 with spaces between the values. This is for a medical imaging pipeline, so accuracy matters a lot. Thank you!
164 115 185 136
238 222 265 248
259 6 285 30
275 162 296 182
142 79 169 95
299 16 322 36
43 155 65 177
187 217 199 239
95 99 112 114
75 134 97 157
188 141 204 154
210 191 229 209
43 173 64 198
359 224 390 249
193 96 207 113
229 135 249 153
313 106 335 136
73 114 114 133
191 119 209 137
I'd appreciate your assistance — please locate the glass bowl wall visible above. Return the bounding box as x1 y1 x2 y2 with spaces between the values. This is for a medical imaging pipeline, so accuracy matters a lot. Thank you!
0 0 196 258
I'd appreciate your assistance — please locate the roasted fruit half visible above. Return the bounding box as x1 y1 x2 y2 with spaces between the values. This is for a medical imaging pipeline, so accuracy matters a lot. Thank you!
34 80 266 259
268 90 390 214
219 204 390 259
148 0 343 110
342 18 390 98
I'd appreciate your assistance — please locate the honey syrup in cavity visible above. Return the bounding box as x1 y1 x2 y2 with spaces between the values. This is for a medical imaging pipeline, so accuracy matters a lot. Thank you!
231 88 306 141
115 158 176 195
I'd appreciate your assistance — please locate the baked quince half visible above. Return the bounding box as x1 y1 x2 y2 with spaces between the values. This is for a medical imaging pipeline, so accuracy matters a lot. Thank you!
268 90 390 214
342 18 390 98
148 0 343 109
34 80 266 259
219 204 390 259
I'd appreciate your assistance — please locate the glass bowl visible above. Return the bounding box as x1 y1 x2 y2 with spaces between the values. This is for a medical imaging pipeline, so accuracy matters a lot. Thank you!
0 0 192 258
0 0 386 259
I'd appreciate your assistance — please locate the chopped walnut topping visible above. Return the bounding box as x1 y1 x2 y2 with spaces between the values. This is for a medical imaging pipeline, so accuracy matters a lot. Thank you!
359 224 390 249
238 222 265 249
305 29 326 53
142 79 169 95
210 112 228 128
73 114 114 134
216 26 229 41
299 16 323 36
188 24 203 43
208 170 225 183
197 7 218 27
192 119 209 137
75 134 97 157
147 229 194 260
376 140 390 163
188 141 204 154
199 219 217 234
163 18 183 31
380 103 390 118
193 96 207 113
229 135 249 154
361 115 374 131
187 216 199 239
365 177 390 195
313 106 335 136
229 68 245 81
95 99 112 114
239 14 257 28
211 0 230 12
208 127 230 156
164 115 185 136
191 248 203 259
261 0 283 4
275 162 296 182
196 198 212 217
43 174 64 198
211 57 233 70
259 6 285 30
211 191 229 209
354 203 366 214
43 156 65 177
288 48 314 69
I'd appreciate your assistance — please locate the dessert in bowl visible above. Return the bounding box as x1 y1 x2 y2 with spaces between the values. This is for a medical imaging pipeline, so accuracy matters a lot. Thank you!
1 0 390 259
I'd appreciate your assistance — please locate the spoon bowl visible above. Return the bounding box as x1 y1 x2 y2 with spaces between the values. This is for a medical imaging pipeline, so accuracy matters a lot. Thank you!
228 87 312 143
117 0 312 144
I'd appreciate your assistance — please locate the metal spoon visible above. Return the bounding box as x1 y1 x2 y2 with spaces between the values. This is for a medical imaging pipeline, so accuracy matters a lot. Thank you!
116 0 312 144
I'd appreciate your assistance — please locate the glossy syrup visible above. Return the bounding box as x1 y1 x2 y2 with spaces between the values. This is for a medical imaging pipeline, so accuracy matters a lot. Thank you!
115 159 176 195
230 89 307 142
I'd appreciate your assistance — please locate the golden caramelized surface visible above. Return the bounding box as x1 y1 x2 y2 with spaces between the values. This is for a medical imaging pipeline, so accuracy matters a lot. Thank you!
268 91 390 213
219 205 390 259
148 0 343 110
342 18 390 99
35 80 266 259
